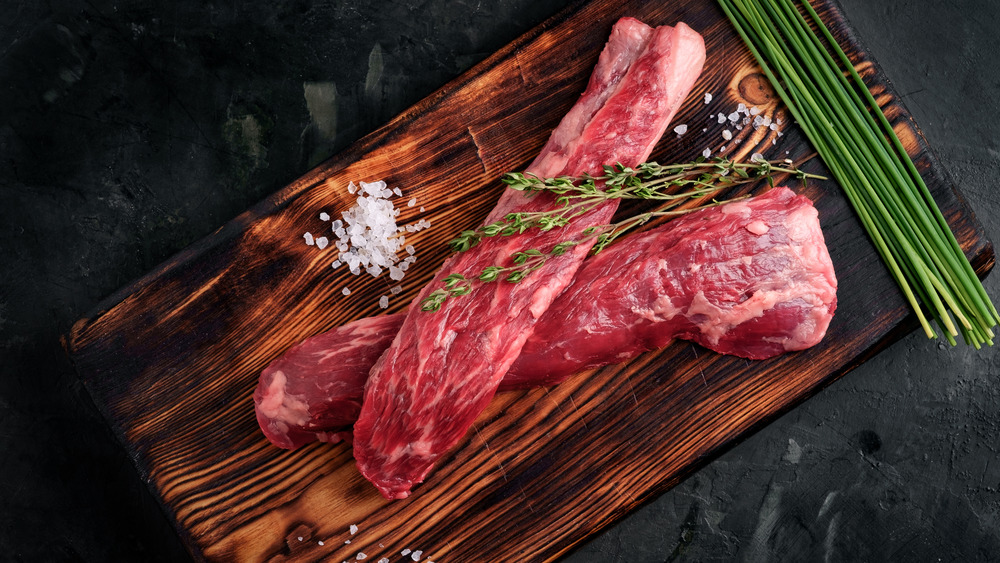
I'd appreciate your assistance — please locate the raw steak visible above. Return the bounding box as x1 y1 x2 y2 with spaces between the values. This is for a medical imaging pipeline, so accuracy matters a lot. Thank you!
352 19 707 499
255 188 837 449
509 186 838 384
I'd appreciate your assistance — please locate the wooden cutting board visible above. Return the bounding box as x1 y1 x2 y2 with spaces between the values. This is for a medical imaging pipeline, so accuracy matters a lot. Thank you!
65 0 994 561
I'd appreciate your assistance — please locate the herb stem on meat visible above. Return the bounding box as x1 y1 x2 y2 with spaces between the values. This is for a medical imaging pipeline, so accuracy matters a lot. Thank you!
420 156 824 312
719 0 999 346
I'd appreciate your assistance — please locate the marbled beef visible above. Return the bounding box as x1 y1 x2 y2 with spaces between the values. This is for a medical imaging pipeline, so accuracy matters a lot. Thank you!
352 19 707 499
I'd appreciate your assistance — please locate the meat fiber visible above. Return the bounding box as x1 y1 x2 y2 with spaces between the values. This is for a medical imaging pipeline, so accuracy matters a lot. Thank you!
509 186 838 384
352 19 707 499
255 188 837 449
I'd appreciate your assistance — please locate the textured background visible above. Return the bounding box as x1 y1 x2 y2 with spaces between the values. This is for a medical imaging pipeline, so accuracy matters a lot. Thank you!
1 0 998 561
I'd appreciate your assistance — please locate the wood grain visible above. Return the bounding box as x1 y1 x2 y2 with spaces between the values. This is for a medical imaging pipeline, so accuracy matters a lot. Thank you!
65 0 994 561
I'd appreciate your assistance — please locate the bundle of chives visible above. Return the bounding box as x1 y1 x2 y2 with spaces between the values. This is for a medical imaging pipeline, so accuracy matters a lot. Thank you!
718 0 999 347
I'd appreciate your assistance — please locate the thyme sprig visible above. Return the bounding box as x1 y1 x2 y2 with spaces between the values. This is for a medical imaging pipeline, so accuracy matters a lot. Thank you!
448 156 816 253
420 156 824 312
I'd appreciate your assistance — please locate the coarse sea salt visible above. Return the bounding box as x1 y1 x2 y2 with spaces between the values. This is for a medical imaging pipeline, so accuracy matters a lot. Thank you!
673 124 688 135
304 179 433 308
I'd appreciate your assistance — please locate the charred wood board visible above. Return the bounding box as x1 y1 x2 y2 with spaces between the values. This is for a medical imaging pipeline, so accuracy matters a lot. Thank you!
65 0 994 561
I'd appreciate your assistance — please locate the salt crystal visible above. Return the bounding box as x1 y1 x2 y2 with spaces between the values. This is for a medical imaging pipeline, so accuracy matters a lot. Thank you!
702 147 712 158
673 124 688 135
389 266 404 281
390 285 402 295
401 549 411 556
411 551 423 561
319 212 330 221
349 524 358 535
419 206 425 212
407 197 417 207
703 92 712 104
332 260 341 269
751 152 765 163
393 187 402 197
356 554 367 561
378 559 390 563
717 113 726 124
728 112 739 122
304 232 315 246
750 106 761 116
405 244 415 255
297 537 303 542
347 182 358 194
379 295 389 309
737 102 747 114
316 237 329 250
345 540 351 544
722 130 732 141
318 541 325 546
342 287 351 296
769 122 778 131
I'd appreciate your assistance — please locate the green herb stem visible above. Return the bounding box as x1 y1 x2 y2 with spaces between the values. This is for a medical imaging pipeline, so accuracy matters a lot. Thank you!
420 156 820 312
719 0 998 346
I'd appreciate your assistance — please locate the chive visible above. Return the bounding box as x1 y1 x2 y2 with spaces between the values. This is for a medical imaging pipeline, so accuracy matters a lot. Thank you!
719 0 998 346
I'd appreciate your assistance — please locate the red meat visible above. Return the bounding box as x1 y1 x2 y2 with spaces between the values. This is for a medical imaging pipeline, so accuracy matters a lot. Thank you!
255 188 836 450
352 20 706 499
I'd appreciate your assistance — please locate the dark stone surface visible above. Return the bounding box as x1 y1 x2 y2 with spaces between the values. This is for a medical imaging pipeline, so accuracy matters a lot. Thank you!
1 0 997 561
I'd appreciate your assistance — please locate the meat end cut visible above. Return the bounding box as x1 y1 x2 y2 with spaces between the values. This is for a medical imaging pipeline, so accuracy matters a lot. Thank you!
255 187 837 452
352 18 707 499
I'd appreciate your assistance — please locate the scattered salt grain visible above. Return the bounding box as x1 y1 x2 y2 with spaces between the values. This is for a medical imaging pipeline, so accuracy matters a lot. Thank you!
393 187 402 197
728 112 740 122
318 541 325 546
411 551 423 561
304 232 315 246
297 537 303 542
356 553 367 560
350 524 358 535
407 197 417 207
389 266 404 281
419 206 425 213
751 152 765 163
345 540 351 544
316 236 329 250
379 295 389 309
737 102 747 113
717 113 726 124
390 285 402 295
702 147 712 158
319 212 330 221
722 130 733 141
673 124 688 135
703 92 712 104
342 287 351 296
405 244 415 255
401 549 411 556
750 106 761 116
332 259 341 269
378 559 390 563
